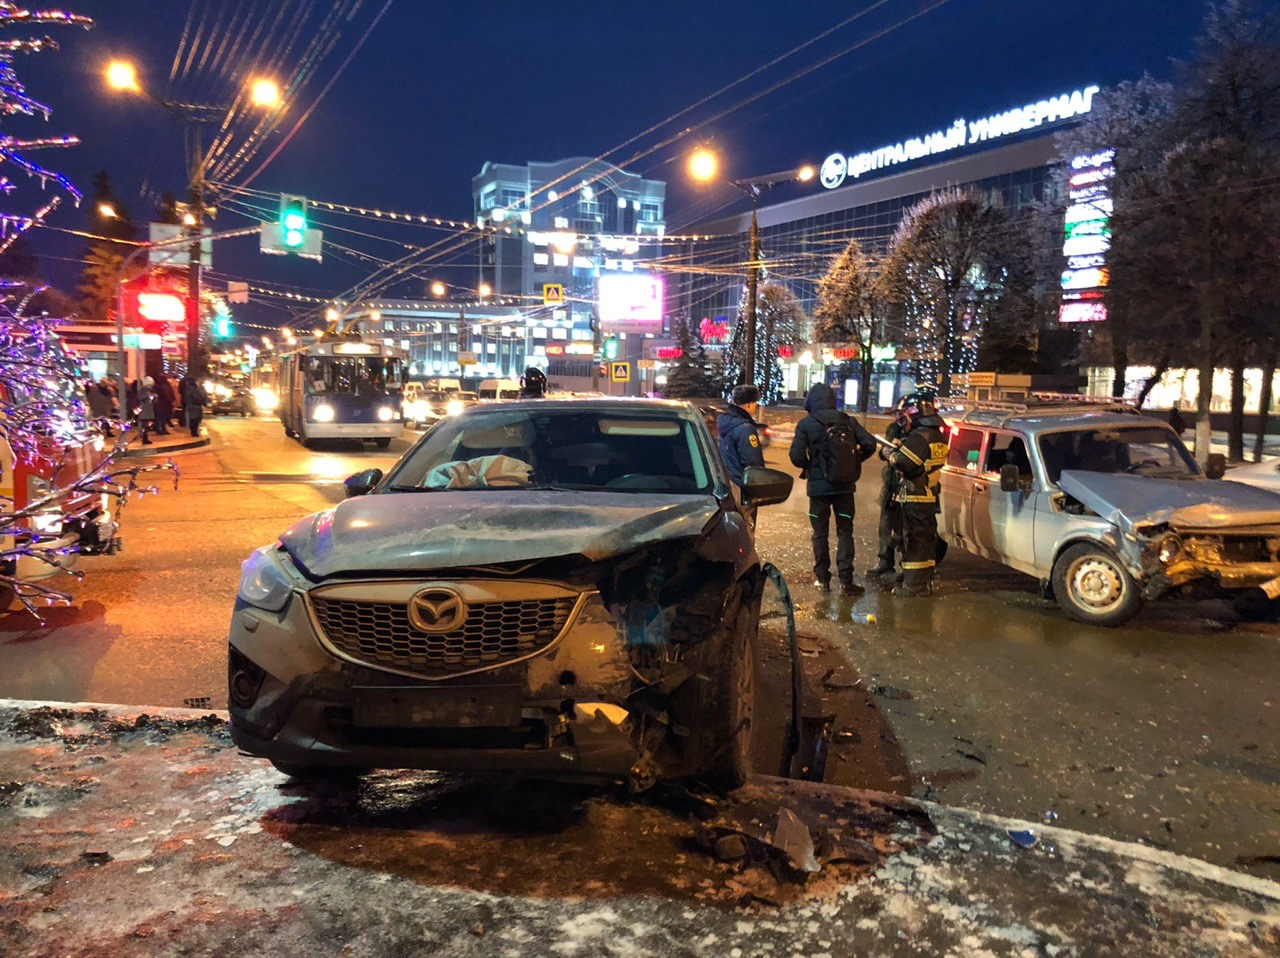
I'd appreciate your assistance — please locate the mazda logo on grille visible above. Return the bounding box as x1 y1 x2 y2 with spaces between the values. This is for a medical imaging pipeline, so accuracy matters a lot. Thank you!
407 588 466 633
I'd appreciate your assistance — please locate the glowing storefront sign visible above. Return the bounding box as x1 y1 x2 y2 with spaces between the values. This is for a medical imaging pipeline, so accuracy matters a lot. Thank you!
135 291 185 323
1059 150 1114 323
820 85 1100 189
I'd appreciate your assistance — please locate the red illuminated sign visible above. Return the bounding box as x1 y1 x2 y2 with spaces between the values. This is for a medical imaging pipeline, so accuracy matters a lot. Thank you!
831 347 859 360
656 347 683 359
544 344 566 357
699 317 729 343
777 344 793 359
122 284 188 329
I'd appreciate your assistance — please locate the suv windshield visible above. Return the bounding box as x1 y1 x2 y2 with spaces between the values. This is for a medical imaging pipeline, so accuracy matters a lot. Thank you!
1038 425 1198 484
385 407 714 494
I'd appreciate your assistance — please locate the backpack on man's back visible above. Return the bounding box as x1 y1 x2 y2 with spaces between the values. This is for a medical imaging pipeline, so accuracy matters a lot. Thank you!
820 420 861 485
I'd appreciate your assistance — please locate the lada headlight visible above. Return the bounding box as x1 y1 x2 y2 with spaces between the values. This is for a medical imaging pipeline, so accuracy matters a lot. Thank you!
311 404 335 422
1156 533 1183 564
237 547 294 612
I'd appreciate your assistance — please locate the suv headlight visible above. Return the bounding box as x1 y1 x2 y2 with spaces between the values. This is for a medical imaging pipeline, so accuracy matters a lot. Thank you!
237 547 294 612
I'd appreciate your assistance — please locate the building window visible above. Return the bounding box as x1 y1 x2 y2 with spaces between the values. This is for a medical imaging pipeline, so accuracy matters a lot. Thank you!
500 187 526 208
533 252 549 266
640 203 661 223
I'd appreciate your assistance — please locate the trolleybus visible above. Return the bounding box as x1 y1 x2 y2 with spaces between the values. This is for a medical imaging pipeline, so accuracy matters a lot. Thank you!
277 338 407 448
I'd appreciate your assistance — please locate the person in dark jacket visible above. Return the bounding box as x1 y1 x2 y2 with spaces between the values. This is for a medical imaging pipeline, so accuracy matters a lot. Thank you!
789 382 876 594
180 375 205 438
867 402 907 577
717 384 765 487
153 375 175 434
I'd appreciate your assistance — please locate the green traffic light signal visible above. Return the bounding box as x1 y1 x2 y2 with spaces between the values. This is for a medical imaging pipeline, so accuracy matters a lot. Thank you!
603 336 619 360
280 196 307 249
214 315 232 338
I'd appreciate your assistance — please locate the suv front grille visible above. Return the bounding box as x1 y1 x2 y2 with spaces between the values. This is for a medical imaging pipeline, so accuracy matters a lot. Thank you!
311 593 577 678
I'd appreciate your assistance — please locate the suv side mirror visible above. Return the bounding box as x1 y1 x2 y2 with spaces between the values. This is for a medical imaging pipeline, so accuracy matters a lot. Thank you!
999 463 1022 493
740 466 794 508
1204 453 1226 480
343 468 384 498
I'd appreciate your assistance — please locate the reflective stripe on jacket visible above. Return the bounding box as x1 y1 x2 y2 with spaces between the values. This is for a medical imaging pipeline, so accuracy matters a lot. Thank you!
890 421 947 504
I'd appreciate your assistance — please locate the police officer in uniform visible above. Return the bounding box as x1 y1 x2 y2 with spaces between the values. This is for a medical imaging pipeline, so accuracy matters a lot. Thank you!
718 384 766 524
888 391 948 596
866 399 907 578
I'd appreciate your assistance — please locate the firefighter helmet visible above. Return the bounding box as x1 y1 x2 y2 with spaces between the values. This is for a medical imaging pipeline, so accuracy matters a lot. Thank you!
901 390 938 423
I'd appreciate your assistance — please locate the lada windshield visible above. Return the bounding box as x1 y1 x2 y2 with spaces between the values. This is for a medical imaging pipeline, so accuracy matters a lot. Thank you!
1038 425 1199 484
385 408 715 494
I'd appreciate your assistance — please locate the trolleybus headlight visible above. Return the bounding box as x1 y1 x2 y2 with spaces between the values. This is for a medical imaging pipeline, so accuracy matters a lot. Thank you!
377 406 394 421
311 404 335 422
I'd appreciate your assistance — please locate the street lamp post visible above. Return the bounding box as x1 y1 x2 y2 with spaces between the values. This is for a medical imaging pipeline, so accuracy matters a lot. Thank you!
105 61 279 375
688 150 814 387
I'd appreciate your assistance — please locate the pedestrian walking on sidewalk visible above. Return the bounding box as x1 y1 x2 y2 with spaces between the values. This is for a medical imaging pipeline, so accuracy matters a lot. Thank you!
789 382 876 595
153 375 175 435
136 377 156 445
180 375 205 438
86 378 116 438
867 401 908 578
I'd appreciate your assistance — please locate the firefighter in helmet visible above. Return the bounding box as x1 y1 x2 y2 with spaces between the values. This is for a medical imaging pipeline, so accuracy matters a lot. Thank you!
888 390 948 596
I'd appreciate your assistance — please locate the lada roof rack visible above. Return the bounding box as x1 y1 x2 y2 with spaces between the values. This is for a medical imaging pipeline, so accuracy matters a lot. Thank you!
940 394 1143 428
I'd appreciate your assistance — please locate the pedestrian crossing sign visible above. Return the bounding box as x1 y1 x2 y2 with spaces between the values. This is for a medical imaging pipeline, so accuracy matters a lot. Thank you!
542 283 564 305
610 361 630 383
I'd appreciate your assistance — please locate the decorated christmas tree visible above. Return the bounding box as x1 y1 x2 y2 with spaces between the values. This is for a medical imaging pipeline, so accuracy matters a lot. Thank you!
0 5 175 618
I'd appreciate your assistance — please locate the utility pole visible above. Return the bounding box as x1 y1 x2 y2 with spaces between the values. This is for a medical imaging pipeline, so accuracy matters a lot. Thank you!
591 312 602 392
744 204 760 387
186 120 204 376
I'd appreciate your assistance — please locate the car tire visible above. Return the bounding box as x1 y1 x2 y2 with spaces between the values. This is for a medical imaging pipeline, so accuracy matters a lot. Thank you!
700 588 760 789
374 437 391 449
1051 543 1142 626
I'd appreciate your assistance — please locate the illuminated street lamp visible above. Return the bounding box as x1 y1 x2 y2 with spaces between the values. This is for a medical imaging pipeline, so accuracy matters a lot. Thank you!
430 281 446 298
478 282 492 298
97 202 117 219
104 59 282 373
688 149 816 387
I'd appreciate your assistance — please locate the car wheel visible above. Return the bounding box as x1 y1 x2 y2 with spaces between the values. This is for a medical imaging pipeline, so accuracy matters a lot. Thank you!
701 591 759 789
1051 543 1141 626
374 437 391 449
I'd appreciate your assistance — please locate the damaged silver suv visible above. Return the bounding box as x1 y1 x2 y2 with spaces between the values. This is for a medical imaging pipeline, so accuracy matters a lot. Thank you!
227 399 794 789
940 403 1280 626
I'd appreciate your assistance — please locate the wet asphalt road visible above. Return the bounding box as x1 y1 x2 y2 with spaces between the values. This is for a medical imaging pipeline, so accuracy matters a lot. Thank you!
0 416 1275 878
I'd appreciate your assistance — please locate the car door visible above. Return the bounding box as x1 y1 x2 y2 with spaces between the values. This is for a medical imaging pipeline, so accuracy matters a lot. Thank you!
939 426 986 551
969 429 1038 574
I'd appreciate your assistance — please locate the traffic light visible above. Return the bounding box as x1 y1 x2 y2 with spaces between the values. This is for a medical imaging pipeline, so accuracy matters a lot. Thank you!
214 314 233 338
603 336 619 360
260 193 322 260
280 195 307 249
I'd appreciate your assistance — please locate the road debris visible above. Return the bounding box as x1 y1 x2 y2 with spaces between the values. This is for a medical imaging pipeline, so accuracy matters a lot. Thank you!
1007 828 1038 849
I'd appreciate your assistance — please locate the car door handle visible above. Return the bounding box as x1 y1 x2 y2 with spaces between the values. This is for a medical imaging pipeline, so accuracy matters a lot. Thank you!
973 482 987 493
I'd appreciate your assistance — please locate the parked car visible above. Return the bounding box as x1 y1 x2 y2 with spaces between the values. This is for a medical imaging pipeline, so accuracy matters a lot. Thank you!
209 383 253 417
1224 457 1280 495
227 398 794 789
939 401 1280 626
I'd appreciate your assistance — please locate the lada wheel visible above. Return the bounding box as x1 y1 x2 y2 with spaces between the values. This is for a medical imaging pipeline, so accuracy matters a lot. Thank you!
1051 543 1141 626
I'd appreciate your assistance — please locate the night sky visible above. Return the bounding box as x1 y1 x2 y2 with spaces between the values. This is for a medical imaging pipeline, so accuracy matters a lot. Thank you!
20 0 1210 330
